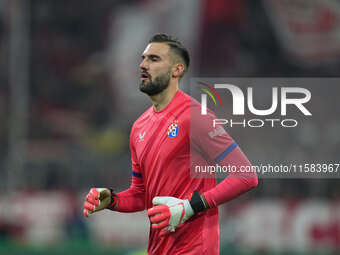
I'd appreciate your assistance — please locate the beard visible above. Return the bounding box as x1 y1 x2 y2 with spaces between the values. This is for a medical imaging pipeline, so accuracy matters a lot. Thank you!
139 70 171 96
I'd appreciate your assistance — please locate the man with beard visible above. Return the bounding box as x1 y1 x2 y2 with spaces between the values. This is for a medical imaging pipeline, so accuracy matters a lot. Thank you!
83 34 258 255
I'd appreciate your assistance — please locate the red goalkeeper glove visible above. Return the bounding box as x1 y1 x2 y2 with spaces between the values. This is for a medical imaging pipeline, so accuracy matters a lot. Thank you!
83 188 117 217
147 191 208 236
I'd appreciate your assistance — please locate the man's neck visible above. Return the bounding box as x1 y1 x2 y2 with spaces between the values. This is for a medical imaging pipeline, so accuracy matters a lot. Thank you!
150 81 179 112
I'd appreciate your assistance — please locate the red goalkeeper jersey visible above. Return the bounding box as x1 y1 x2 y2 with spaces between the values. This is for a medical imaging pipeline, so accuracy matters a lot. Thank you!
115 89 257 254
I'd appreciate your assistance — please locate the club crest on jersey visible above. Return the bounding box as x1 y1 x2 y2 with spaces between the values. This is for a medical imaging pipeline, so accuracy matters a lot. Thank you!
167 120 179 138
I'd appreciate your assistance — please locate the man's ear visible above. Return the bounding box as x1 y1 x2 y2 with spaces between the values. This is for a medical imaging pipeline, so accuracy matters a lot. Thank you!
172 63 185 78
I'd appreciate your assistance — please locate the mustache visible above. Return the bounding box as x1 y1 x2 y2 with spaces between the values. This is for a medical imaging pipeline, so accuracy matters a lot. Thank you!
141 70 151 78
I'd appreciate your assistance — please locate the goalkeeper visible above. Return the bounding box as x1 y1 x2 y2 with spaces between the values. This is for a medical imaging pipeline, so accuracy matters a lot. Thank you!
83 34 258 255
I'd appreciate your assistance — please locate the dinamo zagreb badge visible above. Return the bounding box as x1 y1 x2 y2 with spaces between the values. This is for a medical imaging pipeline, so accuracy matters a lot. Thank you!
167 120 179 138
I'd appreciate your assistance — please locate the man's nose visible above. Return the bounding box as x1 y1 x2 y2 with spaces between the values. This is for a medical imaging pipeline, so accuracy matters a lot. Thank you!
139 59 148 70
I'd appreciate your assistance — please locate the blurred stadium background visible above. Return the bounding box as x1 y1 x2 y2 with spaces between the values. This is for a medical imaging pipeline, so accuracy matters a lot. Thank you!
1 0 340 254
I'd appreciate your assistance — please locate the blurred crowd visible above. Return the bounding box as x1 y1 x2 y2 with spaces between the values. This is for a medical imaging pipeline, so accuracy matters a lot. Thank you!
0 0 339 199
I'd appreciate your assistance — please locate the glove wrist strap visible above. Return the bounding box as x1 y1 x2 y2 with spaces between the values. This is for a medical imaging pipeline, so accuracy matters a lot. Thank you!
189 190 209 213
108 188 118 209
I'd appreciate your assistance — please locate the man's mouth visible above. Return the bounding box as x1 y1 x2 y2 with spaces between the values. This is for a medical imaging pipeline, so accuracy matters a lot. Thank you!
141 72 150 80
